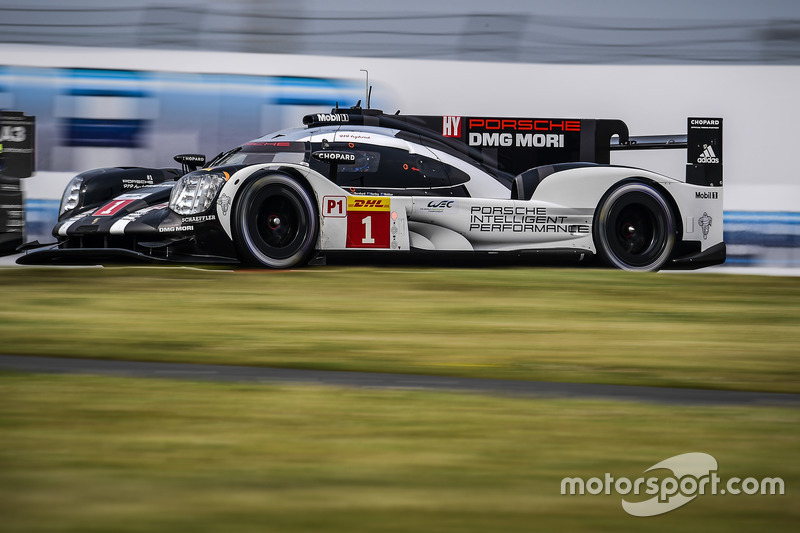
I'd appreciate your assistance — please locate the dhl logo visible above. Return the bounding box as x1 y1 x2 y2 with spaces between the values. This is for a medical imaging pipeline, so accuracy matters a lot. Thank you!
347 197 390 211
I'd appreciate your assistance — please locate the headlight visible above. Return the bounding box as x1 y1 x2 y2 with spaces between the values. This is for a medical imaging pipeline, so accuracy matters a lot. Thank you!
60 175 84 215
169 172 226 215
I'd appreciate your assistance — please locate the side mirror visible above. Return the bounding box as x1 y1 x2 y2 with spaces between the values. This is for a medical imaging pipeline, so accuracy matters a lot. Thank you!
174 154 206 173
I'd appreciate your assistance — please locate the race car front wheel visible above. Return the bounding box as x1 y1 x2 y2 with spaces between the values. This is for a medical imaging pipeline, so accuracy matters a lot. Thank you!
594 182 676 272
233 173 318 268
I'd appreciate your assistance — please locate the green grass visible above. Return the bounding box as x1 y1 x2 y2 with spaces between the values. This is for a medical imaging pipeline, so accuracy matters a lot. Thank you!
1 266 799 392
0 373 797 533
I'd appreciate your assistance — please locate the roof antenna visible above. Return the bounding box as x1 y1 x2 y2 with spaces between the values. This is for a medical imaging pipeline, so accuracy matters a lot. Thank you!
360 69 371 109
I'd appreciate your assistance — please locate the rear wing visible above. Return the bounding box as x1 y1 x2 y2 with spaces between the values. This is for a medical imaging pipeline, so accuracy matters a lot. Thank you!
304 109 721 186
611 117 723 186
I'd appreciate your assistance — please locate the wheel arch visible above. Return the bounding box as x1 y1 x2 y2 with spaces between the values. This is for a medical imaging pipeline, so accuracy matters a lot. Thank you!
229 169 320 268
597 176 684 239
217 163 334 242
592 176 681 271
231 166 315 211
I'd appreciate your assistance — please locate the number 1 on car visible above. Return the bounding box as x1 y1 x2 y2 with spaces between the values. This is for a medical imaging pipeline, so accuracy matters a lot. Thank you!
362 216 375 244
346 197 390 248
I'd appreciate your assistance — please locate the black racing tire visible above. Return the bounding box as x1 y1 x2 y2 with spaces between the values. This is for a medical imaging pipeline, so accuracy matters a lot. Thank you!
232 173 318 269
593 181 677 272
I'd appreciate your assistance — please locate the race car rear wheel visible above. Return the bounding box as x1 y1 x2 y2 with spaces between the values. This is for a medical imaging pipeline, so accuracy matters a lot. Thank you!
594 182 676 271
233 173 318 268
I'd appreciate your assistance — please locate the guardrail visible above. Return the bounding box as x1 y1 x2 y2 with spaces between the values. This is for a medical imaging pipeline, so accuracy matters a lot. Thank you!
1 2 798 64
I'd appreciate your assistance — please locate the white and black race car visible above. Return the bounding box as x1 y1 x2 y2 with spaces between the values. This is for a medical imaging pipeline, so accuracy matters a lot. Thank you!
18 107 725 271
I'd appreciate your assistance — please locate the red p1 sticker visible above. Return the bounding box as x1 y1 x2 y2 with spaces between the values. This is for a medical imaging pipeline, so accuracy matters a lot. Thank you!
323 196 346 218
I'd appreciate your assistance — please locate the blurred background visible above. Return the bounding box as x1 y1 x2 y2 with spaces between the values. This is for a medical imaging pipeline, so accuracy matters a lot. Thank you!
2 0 799 62
2 5 799 530
1 0 798 264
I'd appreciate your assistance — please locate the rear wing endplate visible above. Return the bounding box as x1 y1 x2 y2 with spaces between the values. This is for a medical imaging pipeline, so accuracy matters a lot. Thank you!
611 117 723 186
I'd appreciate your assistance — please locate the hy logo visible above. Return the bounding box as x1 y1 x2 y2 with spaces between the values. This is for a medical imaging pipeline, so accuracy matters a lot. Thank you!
442 116 461 137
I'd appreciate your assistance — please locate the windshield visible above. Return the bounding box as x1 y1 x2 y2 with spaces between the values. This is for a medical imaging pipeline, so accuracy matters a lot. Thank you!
213 141 307 167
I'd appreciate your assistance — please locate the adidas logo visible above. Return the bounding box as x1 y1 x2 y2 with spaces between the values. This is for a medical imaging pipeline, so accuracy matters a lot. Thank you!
697 145 720 164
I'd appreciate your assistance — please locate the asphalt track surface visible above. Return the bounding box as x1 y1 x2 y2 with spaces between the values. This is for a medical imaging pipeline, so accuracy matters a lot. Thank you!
2 355 799 406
